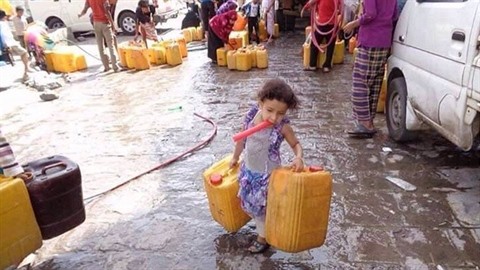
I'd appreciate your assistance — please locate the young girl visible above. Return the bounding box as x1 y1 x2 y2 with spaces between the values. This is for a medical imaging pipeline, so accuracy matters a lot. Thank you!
230 79 304 254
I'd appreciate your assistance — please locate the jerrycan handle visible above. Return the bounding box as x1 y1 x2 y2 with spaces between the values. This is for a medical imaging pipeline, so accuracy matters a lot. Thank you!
42 162 67 175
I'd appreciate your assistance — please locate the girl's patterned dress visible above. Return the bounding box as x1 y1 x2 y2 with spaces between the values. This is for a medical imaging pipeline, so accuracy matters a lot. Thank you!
238 105 289 218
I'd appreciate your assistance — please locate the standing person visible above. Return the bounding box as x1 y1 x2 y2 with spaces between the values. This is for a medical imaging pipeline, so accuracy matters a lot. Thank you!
12 6 27 49
242 0 260 44
134 0 158 47
78 0 120 72
200 0 215 39
229 79 304 254
0 129 31 181
302 0 338 72
263 0 275 42
343 0 397 136
0 9 31 81
207 9 236 63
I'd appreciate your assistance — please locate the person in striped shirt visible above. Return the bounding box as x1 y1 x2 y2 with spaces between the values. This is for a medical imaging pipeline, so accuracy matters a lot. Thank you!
0 130 30 180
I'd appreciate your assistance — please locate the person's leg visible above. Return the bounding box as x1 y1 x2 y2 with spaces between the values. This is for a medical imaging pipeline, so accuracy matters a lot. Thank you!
10 45 30 79
308 30 321 69
248 216 269 253
101 22 119 71
320 25 335 70
94 22 110 70
351 46 374 129
253 17 259 43
247 17 254 44
367 49 389 123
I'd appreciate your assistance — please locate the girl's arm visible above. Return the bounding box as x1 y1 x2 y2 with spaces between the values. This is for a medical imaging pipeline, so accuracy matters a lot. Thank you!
230 139 245 168
282 124 304 172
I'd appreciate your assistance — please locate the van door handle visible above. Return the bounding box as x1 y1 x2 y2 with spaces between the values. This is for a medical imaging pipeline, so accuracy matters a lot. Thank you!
399 35 405 42
452 31 465 42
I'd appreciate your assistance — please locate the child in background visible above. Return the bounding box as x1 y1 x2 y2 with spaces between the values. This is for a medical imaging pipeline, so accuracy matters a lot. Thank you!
134 0 158 47
242 0 260 44
12 6 27 49
230 79 304 254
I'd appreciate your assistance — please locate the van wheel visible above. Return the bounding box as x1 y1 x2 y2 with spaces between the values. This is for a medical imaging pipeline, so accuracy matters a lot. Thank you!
386 77 415 141
47 17 65 30
119 12 136 35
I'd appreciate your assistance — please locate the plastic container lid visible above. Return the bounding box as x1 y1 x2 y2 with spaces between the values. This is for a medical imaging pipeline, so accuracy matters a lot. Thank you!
308 166 324 172
210 174 223 185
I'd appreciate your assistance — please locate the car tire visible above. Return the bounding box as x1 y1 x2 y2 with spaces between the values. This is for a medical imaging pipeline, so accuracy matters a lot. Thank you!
118 11 137 36
386 77 416 141
47 17 65 30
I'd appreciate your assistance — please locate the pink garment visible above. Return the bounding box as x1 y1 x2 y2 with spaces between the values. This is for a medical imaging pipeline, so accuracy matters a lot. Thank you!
209 10 237 42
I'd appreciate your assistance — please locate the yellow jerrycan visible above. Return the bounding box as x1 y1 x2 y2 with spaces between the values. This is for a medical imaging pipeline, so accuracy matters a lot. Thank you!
52 49 76 73
176 37 188 58
273 23 280 38
235 49 252 71
166 43 183 66
203 155 251 232
216 47 227 67
303 43 311 68
182 28 193 43
256 46 268 69
266 166 332 253
118 46 128 67
259 20 268 41
227 50 237 70
196 26 204 41
152 46 167 65
0 176 42 270
142 48 156 65
125 47 137 69
376 70 388 113
333 39 345 64
247 45 257 68
131 48 150 70
43 50 55 72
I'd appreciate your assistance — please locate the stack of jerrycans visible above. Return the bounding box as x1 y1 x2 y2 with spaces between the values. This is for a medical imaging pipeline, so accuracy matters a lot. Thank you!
203 155 251 232
0 176 42 269
22 155 86 240
266 166 332 253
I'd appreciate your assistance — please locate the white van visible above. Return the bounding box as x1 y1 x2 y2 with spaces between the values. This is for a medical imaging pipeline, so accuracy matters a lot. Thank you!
26 0 181 35
386 0 480 151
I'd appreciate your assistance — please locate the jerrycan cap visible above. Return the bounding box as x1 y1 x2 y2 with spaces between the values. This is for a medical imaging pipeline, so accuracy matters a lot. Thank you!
308 166 324 172
210 173 223 185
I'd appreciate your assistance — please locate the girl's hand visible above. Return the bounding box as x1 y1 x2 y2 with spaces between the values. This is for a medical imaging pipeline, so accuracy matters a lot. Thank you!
291 157 304 172
229 156 239 168
15 172 33 183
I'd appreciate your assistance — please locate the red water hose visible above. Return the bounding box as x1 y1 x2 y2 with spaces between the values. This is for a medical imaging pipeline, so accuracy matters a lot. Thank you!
84 113 217 203
303 0 344 52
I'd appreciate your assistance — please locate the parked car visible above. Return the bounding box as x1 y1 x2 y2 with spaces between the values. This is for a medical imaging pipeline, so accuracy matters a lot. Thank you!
26 0 181 35
386 0 480 151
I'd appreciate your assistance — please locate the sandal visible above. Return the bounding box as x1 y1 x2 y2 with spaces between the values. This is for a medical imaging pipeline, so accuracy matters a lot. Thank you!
248 240 270 254
347 122 376 138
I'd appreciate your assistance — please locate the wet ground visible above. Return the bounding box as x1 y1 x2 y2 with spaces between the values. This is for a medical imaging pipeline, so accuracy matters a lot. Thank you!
1 23 479 270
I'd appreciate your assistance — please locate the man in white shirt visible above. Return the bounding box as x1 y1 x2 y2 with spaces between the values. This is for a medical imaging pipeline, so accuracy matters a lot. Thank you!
12 6 27 49
0 9 30 81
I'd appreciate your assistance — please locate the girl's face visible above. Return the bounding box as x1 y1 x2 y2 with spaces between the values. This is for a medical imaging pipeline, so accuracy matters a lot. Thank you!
141 6 149 12
259 99 288 125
